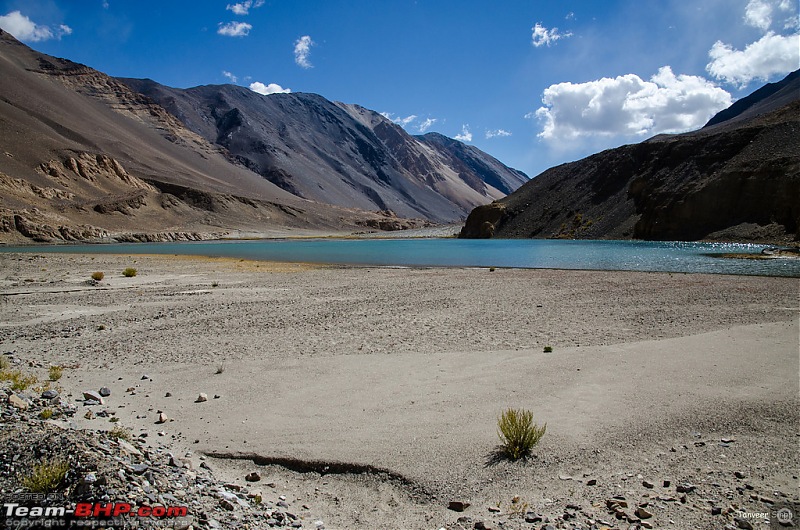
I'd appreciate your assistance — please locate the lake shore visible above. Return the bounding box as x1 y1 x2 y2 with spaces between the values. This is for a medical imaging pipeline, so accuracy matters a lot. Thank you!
1 252 798 529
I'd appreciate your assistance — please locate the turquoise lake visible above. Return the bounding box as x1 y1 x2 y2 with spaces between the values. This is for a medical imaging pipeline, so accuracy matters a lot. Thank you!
2 239 799 277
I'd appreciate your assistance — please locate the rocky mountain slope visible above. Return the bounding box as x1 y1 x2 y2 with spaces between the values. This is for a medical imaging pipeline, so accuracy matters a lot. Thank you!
0 30 525 243
460 70 800 243
119 79 527 223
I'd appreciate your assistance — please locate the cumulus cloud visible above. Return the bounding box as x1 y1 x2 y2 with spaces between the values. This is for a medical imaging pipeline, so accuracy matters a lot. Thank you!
227 0 264 16
294 35 314 68
249 81 291 95
418 118 437 133
0 11 72 42
222 70 238 83
706 0 799 87
707 32 800 86
217 21 252 37
744 0 797 30
531 22 572 47
535 66 732 141
454 125 473 142
486 129 512 139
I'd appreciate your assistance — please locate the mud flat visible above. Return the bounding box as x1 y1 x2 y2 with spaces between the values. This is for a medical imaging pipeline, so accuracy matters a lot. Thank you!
1 252 798 529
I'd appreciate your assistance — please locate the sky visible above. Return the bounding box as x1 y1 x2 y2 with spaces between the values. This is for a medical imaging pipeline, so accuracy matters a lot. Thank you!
1 0 798 179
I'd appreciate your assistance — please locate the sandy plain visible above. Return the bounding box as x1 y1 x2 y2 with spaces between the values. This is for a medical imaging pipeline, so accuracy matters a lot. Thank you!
0 251 798 529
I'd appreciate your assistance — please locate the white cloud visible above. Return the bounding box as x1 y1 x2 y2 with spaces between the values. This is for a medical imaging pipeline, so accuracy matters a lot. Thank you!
535 66 732 141
531 22 572 47
379 112 418 127
217 21 252 37
486 129 512 139
744 0 797 31
222 70 238 83
226 0 264 16
565 12 575 20
0 11 72 42
454 125 472 142
294 35 314 68
418 118 437 133
706 32 800 87
249 81 291 95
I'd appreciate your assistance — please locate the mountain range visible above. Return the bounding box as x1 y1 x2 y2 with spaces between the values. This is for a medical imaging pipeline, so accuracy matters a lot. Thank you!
0 29 526 243
460 70 800 243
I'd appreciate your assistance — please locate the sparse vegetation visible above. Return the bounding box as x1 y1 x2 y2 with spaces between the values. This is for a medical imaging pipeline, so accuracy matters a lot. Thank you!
91 271 104 281
0 369 38 391
122 267 137 277
39 408 54 420
0 357 9 370
543 345 553 353
108 425 132 441
497 407 546 461
489 267 496 272
109 416 120 423
48 365 63 381
97 324 106 331
21 459 70 493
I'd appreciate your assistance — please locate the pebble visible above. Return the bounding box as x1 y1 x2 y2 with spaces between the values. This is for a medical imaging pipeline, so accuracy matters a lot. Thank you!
155 412 168 424
245 472 261 482
41 389 59 399
448 500 470 512
82 390 104 405
99 387 112 397
195 393 208 403
8 394 29 410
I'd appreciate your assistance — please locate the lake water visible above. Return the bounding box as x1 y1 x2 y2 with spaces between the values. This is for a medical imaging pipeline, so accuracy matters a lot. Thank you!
2 239 799 277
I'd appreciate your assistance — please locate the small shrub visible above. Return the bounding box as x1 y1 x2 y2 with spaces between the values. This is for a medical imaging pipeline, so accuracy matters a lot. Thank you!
91 271 104 281
489 267 496 272
108 425 131 441
109 416 119 423
97 324 106 331
497 408 546 461
0 357 9 370
0 369 38 391
21 459 69 493
543 346 553 353
39 408 54 420
122 268 137 277
48 365 63 381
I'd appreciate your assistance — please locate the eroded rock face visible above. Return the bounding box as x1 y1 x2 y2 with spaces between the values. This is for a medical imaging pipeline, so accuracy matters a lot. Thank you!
459 203 506 239
460 71 800 243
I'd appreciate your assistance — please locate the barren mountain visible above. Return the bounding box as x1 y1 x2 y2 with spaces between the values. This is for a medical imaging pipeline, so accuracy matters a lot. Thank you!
119 79 528 223
460 70 800 243
0 29 526 243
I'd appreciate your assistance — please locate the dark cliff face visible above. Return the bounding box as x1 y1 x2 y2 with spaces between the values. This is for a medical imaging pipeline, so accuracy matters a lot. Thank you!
119 80 528 223
461 71 800 243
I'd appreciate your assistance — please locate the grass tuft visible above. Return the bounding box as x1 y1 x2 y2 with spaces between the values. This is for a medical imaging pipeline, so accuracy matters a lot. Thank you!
497 408 546 461
543 345 553 353
91 271 104 281
0 369 38 391
108 425 132 441
21 459 69 493
122 267 137 277
48 365 63 381
39 408 54 420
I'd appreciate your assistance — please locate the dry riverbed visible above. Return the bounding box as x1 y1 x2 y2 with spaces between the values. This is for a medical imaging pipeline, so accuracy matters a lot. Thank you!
0 252 798 530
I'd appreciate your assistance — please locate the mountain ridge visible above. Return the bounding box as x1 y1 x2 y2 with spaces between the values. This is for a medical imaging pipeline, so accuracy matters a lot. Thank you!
118 78 528 223
0 29 526 242
460 70 800 243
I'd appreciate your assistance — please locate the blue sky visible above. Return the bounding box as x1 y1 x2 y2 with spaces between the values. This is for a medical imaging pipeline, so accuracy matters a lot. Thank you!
1 1 798 179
